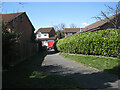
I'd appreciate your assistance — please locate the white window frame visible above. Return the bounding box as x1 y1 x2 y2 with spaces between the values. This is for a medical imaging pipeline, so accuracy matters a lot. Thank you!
38 32 41 37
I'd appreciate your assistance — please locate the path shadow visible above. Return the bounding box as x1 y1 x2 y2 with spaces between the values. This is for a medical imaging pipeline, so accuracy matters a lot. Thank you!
2 51 120 89
104 61 120 79
47 49 57 55
40 64 119 88
2 51 47 88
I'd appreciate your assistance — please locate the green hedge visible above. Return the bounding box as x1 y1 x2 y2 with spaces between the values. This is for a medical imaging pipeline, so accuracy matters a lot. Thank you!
56 29 120 57
53 40 59 52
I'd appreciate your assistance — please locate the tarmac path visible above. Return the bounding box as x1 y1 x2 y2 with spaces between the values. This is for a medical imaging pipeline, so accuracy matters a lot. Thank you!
40 49 120 89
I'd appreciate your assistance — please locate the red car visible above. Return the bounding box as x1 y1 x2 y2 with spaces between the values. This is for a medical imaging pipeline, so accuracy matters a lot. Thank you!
47 46 53 50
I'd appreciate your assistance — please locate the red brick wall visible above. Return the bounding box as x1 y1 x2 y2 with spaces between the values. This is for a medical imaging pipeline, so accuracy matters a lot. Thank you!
5 13 37 64
49 28 56 36
100 15 120 29
100 23 114 30
8 13 34 42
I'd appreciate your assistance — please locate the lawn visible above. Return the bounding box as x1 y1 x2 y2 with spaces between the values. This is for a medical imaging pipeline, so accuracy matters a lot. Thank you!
2 51 83 89
59 53 120 77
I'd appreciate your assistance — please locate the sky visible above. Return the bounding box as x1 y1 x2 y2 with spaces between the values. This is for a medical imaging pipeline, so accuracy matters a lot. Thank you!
1 1 118 32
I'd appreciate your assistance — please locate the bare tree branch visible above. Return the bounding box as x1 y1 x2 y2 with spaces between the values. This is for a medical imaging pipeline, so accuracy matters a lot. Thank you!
70 24 77 28
94 2 120 29
54 23 66 31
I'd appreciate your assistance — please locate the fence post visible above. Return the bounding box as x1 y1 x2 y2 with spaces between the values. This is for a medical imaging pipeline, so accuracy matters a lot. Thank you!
36 43 39 53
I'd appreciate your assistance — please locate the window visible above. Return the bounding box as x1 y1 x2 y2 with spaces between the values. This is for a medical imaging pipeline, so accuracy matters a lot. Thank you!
38 32 41 37
44 33 47 36
68 33 73 36
50 35 55 37
44 41 48 46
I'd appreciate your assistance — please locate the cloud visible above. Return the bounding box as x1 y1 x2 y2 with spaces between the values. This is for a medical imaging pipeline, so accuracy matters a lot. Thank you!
82 22 89 26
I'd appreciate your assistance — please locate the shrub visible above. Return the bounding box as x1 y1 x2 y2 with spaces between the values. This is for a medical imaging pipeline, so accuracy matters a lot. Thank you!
53 40 59 52
2 21 20 69
56 29 120 58
42 45 47 51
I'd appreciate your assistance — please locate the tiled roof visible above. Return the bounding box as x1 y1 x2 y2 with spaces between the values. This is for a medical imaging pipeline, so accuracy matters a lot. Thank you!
37 36 56 41
82 15 116 32
36 27 54 33
77 28 85 33
1 12 24 23
64 28 80 33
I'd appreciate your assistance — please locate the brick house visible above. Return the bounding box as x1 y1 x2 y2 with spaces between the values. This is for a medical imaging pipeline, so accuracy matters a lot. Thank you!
64 28 82 37
35 27 56 47
80 14 120 33
1 12 37 60
1 12 35 42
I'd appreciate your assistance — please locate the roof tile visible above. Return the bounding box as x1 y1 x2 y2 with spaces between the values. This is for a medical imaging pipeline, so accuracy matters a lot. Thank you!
1 12 24 23
64 28 80 33
36 27 54 33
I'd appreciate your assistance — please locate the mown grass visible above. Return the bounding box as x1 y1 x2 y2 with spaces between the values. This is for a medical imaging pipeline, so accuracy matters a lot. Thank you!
60 53 120 77
3 51 83 89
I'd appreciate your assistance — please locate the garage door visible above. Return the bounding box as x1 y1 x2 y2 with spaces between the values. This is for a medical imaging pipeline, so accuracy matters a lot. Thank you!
48 40 54 47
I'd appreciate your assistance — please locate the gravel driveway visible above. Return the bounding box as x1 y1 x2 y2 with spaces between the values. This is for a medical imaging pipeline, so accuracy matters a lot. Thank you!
41 49 120 88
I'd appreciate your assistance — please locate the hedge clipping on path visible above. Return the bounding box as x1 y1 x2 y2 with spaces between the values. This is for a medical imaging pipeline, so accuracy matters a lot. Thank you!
56 29 120 58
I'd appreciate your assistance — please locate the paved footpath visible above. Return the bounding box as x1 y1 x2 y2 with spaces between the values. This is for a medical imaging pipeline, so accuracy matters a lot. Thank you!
41 50 120 89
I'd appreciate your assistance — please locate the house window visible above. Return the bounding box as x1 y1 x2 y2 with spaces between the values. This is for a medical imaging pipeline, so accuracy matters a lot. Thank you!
44 41 48 46
44 33 47 36
68 33 73 36
50 35 55 37
38 32 41 37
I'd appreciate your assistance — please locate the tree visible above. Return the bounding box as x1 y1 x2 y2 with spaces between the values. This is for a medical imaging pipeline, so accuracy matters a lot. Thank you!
70 24 77 28
94 1 120 29
2 21 20 69
56 30 64 39
54 23 65 39
54 23 65 31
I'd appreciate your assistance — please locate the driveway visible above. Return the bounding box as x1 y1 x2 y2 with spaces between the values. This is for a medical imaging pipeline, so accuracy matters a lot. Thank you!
40 49 120 88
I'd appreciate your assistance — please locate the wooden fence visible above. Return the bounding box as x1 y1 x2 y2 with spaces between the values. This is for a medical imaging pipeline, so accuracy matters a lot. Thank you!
9 42 38 65
3 42 38 68
16 42 37 60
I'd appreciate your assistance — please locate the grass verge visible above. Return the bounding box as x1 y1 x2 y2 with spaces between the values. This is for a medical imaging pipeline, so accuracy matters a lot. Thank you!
59 53 120 77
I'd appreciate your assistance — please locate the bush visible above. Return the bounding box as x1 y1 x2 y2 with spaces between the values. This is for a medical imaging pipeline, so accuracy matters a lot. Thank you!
2 21 20 69
56 29 120 58
42 45 47 51
53 40 59 52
